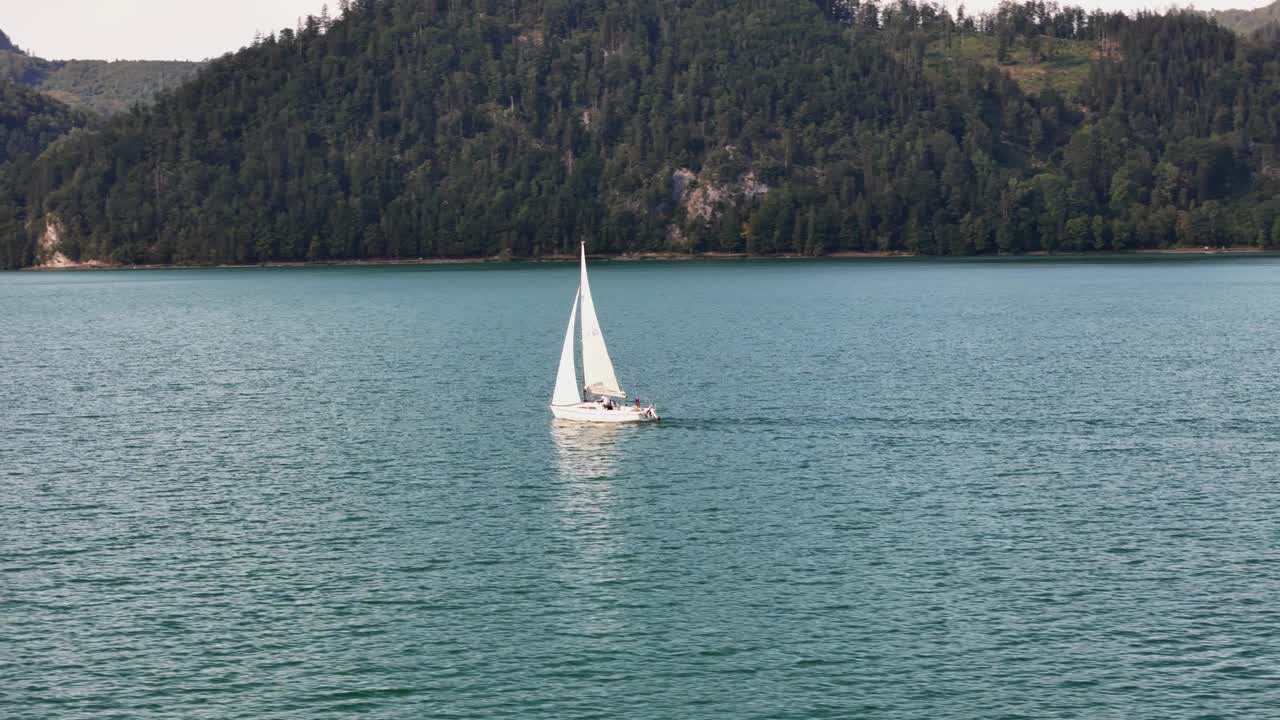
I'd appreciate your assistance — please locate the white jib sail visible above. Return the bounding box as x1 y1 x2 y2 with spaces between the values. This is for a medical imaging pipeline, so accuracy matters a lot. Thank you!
578 243 626 398
552 288 583 407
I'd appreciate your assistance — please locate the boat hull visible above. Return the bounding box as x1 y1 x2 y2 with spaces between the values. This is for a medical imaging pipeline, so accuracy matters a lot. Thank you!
550 402 660 423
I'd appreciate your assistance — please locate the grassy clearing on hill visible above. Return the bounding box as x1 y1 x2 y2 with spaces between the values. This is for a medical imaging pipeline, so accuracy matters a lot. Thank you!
926 33 1096 96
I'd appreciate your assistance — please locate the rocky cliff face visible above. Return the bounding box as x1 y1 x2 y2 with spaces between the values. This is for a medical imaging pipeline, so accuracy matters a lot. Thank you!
33 215 73 268
669 162 770 245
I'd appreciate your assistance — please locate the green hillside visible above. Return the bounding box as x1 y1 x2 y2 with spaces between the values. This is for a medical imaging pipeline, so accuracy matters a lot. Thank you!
0 33 202 115
0 80 86 267
1212 1 1280 35
0 80 84 163
2 1 1280 268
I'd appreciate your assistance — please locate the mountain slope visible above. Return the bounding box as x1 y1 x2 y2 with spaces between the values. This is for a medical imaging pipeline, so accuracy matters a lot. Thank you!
1212 1 1280 35
0 79 85 163
0 31 202 115
0 79 86 268
26 0 1041 264
6 0 1280 268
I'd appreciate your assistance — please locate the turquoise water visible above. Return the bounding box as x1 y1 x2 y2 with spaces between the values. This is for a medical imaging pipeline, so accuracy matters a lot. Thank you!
3 258 1280 718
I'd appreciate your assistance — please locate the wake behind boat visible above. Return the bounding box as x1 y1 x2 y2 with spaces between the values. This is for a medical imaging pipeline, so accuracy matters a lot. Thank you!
550 243 659 423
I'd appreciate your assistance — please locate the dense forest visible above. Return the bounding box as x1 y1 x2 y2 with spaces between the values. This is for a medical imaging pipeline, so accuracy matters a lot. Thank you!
0 81 84 163
0 79 88 268
3 0 1280 268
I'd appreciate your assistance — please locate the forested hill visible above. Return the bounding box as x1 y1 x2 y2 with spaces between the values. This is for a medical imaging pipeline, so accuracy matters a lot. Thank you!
0 80 86 267
4 0 1280 269
1212 1 1280 36
0 81 85 164
0 31 202 116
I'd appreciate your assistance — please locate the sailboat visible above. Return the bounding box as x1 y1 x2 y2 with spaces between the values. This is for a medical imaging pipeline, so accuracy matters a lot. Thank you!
550 242 660 423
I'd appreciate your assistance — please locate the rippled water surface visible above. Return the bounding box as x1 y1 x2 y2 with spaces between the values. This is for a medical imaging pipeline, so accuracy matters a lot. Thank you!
3 257 1280 718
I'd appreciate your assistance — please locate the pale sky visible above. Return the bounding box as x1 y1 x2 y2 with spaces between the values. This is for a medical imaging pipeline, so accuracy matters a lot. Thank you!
1 0 1275 61
2 0 330 60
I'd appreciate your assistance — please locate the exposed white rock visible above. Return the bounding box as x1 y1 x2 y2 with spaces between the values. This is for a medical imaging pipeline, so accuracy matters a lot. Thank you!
670 167 770 224
35 215 74 268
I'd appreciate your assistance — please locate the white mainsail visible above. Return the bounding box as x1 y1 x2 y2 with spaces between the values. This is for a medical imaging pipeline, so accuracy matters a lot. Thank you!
578 242 626 398
551 288 582 406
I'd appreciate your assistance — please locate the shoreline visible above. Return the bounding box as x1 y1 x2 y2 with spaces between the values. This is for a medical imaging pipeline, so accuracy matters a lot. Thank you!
21 246 1277 271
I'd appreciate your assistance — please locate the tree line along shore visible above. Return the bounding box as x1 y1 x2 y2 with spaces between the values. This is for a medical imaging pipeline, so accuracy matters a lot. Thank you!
5 1 1280 270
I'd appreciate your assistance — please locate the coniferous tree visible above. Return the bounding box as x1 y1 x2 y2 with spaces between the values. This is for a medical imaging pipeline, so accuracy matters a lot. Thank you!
2 1 1279 269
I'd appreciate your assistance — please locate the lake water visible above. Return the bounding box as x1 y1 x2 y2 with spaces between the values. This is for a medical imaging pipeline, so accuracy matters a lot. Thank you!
3 257 1280 718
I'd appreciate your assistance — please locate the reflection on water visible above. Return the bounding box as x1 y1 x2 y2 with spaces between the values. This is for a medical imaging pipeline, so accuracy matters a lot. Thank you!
550 420 628 482
550 421 629 640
